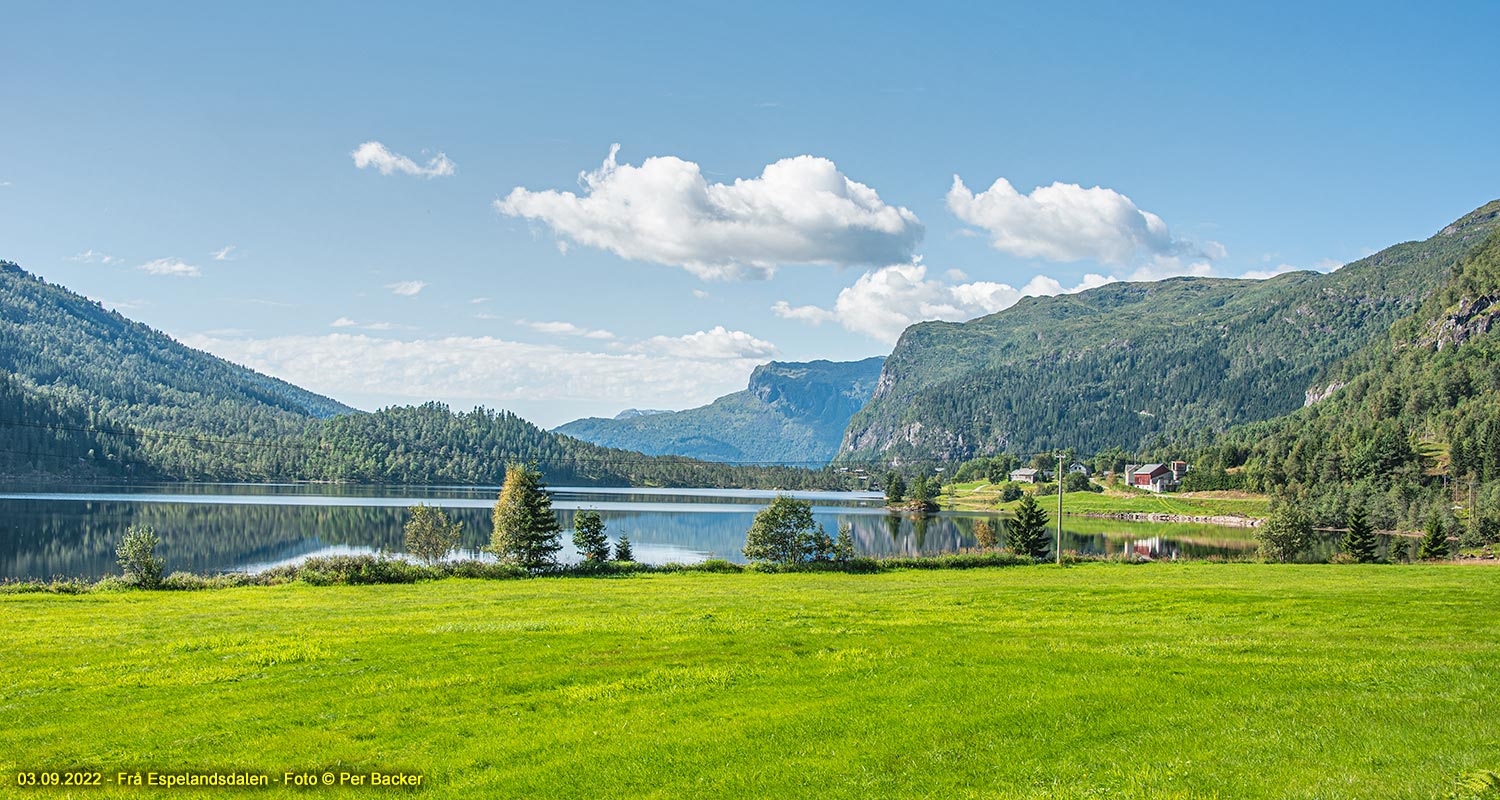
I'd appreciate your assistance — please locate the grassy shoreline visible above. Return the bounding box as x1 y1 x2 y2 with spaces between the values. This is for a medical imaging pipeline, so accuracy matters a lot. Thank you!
941 482 1273 519
5 563 1499 798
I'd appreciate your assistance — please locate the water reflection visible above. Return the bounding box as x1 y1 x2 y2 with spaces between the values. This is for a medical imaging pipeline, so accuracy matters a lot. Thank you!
0 486 1382 581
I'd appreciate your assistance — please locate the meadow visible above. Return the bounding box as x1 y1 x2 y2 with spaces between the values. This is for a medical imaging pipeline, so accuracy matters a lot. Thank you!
4 563 1499 799
943 482 1273 520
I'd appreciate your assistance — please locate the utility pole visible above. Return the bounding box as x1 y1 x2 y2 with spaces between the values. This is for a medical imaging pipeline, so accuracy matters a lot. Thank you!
1056 453 1064 566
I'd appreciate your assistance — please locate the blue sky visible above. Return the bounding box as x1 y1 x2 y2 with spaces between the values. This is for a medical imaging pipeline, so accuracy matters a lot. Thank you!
3 1 1498 426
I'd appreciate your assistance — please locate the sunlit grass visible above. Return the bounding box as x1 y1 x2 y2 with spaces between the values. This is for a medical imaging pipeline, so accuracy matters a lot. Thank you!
3 564 1498 798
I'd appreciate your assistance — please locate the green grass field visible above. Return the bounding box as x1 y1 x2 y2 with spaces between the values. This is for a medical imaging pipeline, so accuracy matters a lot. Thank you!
943 482 1273 519
5 564 1499 799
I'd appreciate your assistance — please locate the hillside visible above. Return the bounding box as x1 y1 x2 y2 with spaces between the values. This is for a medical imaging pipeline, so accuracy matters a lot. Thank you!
0 261 850 488
1201 210 1500 531
555 357 884 465
0 261 353 438
838 201 1500 465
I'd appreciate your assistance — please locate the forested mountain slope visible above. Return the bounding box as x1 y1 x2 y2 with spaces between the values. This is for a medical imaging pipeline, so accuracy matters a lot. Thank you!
837 201 1500 464
0 261 353 440
0 261 849 488
555 357 884 465
1198 216 1500 530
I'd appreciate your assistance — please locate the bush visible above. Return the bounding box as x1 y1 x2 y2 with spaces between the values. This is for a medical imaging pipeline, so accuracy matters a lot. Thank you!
743 495 834 564
404 504 464 565
116 525 165 589
999 483 1024 503
295 555 438 586
1257 505 1312 563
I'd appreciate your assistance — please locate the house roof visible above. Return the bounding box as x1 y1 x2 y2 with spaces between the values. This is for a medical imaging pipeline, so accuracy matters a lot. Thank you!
1012 468 1038 475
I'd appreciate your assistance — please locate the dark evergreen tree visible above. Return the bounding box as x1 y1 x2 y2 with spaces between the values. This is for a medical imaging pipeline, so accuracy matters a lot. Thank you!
1419 514 1450 560
1341 507 1377 563
1007 494 1050 559
613 534 634 563
884 472 906 505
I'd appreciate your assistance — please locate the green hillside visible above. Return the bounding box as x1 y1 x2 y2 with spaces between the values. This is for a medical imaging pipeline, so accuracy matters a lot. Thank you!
1200 209 1500 531
838 201 1500 464
555 357 884 465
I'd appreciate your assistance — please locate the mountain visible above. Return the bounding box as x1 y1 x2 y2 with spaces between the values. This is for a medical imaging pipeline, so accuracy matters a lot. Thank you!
1199 206 1500 530
837 201 1500 465
555 357 885 465
0 261 353 438
0 261 851 489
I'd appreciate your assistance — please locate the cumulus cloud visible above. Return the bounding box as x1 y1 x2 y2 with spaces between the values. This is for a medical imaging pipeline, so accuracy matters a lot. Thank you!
634 326 779 360
386 280 428 296
948 175 1217 266
517 319 615 340
181 332 774 428
351 141 456 178
774 261 1112 343
138 257 202 277
70 249 119 264
495 145 923 279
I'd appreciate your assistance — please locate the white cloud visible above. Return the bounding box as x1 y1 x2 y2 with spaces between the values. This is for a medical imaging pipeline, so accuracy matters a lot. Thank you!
70 249 119 265
634 326 779 360
517 319 615 340
138 257 202 277
211 245 238 261
351 141 456 178
181 332 773 428
692 289 711 300
495 145 923 280
470 297 492 304
330 317 359 328
1238 257 1342 280
386 280 428 296
947 175 1215 266
774 261 1112 343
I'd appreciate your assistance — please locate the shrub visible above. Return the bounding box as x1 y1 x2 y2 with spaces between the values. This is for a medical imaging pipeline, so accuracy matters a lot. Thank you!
1257 505 1312 563
116 525 165 589
404 504 464 565
974 520 999 549
743 495 832 565
999 483 1024 503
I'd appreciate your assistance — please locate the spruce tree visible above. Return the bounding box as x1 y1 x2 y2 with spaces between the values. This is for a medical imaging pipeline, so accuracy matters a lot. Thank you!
884 472 906 505
613 533 634 563
572 509 610 564
1341 507 1377 563
1007 493 1050 558
490 462 562 571
834 523 856 562
1419 513 1450 560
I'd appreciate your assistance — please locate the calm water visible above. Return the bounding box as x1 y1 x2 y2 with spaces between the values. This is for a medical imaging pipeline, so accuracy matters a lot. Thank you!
0 483 1366 580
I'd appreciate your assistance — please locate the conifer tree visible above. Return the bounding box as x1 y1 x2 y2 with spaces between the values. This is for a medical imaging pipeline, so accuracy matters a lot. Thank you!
1007 494 1050 558
884 472 906 505
834 522 856 562
613 533 634 563
490 462 562 571
1341 507 1377 563
572 509 610 564
1419 513 1450 560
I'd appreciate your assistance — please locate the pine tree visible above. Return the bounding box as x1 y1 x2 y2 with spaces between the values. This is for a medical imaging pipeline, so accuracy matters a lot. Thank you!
884 472 906 505
1419 513 1450 560
572 509 610 564
1341 507 1377 563
1007 494 1050 558
834 523 856 562
490 462 562 571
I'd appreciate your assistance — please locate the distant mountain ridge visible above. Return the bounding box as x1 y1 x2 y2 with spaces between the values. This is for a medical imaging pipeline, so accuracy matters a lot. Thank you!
555 357 885 465
837 201 1500 464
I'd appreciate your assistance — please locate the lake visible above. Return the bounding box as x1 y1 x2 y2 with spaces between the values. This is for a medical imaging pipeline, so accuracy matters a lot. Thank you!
0 483 1366 581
